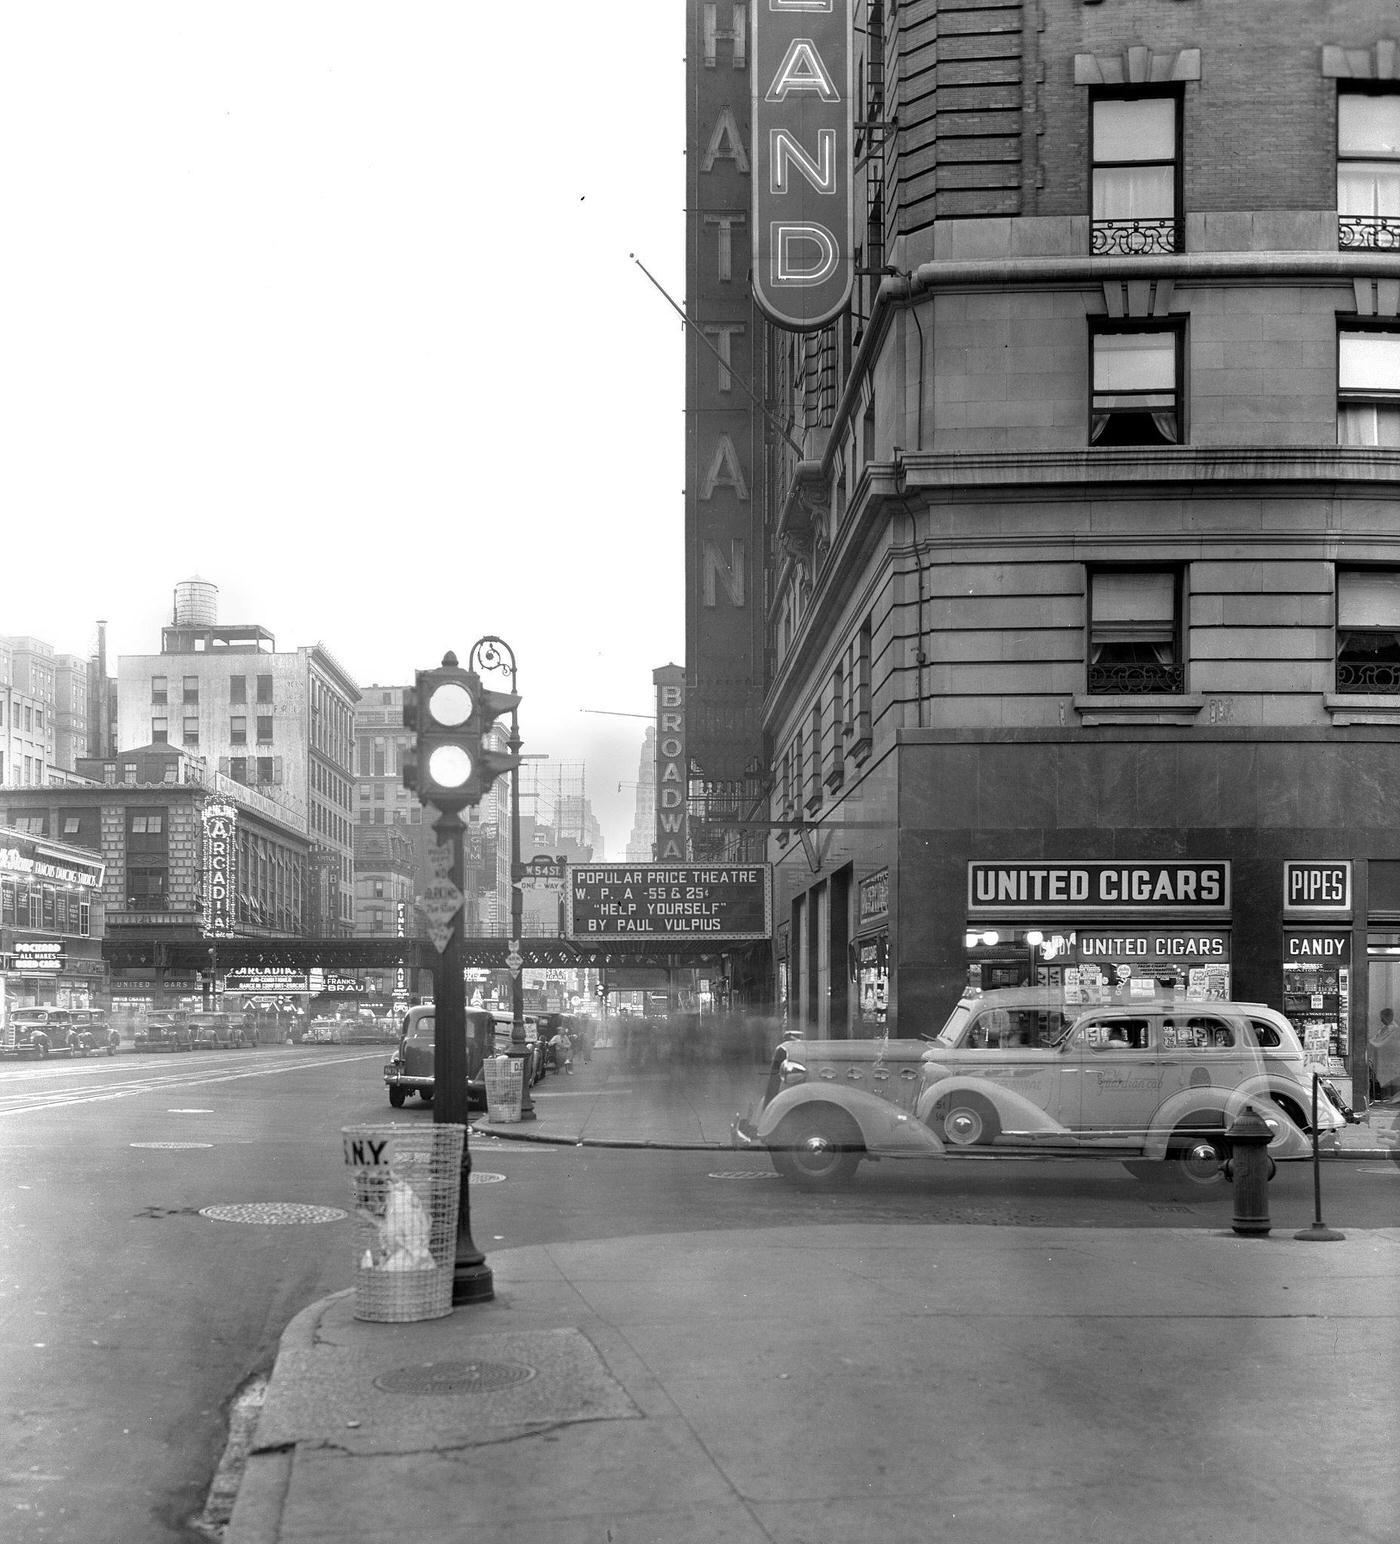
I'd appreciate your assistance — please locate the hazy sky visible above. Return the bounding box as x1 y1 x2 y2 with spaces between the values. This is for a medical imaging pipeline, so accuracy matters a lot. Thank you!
1 4 686 857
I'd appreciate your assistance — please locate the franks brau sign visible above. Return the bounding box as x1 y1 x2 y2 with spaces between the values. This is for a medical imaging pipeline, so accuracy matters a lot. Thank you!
968 862 1231 913
751 0 854 331
568 865 771 940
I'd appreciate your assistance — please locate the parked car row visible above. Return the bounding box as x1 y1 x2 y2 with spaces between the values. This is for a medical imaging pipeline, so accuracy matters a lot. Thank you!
2 1008 121 1059
304 1015 399 1046
734 988 1345 1188
130 1011 253 1051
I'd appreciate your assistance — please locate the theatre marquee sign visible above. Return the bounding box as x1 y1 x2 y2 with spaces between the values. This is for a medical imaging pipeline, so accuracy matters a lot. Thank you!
968 862 1231 914
568 865 770 940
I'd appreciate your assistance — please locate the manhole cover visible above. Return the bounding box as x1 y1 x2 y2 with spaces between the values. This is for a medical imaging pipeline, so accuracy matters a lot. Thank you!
374 1360 536 1396
468 1172 506 1185
708 1170 781 1180
132 1142 215 1149
199 1203 347 1225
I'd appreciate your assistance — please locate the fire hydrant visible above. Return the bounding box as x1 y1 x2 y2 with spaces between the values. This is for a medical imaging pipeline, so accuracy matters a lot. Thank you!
1224 1105 1276 1236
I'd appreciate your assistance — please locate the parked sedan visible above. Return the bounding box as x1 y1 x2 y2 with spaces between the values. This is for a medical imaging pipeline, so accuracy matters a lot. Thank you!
187 1011 246 1048
5 1009 85 1058
384 1006 497 1109
739 989 1344 1187
133 1013 195 1052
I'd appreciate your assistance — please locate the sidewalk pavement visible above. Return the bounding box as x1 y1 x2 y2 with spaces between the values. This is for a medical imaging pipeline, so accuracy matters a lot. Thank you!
226 1052 1400 1544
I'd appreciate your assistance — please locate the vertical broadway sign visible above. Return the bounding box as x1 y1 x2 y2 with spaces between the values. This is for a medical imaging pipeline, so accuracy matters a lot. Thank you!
654 664 689 863
752 0 854 331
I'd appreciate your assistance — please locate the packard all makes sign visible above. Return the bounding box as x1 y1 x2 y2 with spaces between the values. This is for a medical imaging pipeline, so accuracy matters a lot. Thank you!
568 865 771 940
752 0 854 331
968 862 1231 914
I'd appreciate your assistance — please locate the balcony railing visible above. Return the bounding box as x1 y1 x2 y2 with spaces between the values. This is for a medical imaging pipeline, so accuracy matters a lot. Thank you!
1091 218 1180 256
1087 662 1184 696
1338 214 1400 250
1336 661 1400 692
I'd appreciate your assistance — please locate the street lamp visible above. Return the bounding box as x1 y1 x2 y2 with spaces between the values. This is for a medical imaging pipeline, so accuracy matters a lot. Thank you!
469 635 535 1121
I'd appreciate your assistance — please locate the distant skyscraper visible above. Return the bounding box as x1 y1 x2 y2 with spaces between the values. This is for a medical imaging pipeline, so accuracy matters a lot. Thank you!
625 727 657 861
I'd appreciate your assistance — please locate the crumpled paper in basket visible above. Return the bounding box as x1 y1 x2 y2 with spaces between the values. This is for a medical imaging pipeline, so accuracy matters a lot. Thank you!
364 1175 435 1271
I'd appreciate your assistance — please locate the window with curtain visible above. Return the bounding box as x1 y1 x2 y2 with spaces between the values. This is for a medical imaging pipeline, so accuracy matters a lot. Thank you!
1337 328 1400 445
1091 93 1180 255
1088 569 1183 695
1091 326 1181 445
1336 568 1400 692
1337 90 1400 249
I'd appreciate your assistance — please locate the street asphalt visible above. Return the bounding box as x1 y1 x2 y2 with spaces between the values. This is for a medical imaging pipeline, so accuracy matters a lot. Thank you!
224 1051 1399 1544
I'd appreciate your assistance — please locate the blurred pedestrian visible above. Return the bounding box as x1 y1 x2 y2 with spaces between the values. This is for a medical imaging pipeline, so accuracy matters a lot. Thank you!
552 1025 574 1074
1368 1007 1400 1102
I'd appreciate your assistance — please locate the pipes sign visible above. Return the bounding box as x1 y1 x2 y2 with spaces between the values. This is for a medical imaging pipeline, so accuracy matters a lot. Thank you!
751 0 854 331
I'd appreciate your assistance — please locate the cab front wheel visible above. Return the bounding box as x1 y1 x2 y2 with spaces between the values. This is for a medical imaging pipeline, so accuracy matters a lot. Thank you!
768 1108 862 1187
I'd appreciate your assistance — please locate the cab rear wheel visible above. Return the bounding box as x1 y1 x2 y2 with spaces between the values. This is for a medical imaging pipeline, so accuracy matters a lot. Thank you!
768 1108 862 1186
388 1086 406 1108
930 1093 1001 1148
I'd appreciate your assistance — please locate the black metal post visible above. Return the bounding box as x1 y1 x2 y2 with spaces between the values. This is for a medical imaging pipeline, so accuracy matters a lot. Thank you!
1294 1072 1345 1242
431 806 494 1303
470 635 534 1120
508 696 536 1120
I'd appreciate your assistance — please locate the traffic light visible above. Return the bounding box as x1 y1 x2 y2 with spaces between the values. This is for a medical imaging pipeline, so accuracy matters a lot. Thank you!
403 653 521 809
400 681 420 796
470 675 522 796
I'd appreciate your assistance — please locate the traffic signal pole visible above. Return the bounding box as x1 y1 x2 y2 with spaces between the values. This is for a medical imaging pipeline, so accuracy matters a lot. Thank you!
431 804 493 1304
402 649 524 1309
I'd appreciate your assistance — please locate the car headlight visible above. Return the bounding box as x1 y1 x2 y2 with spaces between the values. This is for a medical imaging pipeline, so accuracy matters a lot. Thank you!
778 1057 807 1082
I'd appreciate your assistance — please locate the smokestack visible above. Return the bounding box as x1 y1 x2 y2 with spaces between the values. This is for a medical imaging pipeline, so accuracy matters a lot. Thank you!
95 620 111 758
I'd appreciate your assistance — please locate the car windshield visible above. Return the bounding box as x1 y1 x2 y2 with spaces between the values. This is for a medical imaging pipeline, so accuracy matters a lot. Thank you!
935 1001 1076 1048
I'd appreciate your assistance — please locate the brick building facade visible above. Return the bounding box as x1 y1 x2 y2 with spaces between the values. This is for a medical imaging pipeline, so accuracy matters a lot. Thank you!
685 1 1400 1108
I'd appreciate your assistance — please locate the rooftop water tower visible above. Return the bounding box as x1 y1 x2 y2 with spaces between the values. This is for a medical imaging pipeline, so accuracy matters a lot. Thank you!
173 576 218 627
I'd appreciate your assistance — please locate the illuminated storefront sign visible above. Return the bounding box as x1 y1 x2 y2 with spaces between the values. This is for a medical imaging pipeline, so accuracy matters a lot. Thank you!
1283 861 1352 914
858 868 889 928
15 940 64 972
968 861 1230 913
751 0 854 330
1284 931 1351 962
203 803 237 937
0 841 103 888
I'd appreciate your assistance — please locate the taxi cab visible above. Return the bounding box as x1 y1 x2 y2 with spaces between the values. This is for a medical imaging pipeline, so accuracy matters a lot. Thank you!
742 989 1343 1187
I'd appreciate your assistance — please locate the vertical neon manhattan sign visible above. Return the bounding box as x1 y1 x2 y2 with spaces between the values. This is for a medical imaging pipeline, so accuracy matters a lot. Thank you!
752 0 854 331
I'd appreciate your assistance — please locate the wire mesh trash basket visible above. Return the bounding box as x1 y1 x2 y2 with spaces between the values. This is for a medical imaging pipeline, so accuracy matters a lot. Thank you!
343 1123 464 1322
484 1054 524 1122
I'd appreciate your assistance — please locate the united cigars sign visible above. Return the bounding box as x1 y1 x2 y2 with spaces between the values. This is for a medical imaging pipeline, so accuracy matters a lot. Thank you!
968 862 1231 914
751 0 854 331
568 865 771 940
